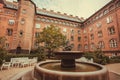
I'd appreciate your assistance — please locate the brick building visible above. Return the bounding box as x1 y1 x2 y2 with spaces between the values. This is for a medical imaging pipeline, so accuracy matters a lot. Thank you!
0 0 120 57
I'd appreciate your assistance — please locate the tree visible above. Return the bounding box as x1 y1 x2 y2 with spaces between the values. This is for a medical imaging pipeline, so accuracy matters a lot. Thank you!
36 25 66 58
0 36 6 48
0 36 7 65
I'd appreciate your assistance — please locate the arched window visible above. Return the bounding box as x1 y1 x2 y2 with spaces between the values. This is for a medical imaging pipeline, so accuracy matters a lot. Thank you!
98 41 105 49
84 44 88 50
109 39 117 48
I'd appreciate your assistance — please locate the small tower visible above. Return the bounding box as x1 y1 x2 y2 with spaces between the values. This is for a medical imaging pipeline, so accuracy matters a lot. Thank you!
13 0 35 53
0 0 5 7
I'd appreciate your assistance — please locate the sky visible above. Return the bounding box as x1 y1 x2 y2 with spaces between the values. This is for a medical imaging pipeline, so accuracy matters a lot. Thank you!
8 0 111 19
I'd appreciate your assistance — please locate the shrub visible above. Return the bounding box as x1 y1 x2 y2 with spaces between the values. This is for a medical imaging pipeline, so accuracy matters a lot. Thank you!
84 48 110 65
0 48 7 66
109 56 120 63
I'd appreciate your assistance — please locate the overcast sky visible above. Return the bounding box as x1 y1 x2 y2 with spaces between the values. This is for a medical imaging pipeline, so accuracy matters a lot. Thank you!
8 0 111 19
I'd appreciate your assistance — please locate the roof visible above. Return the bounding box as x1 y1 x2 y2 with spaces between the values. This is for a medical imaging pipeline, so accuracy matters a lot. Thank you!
3 1 18 9
1 0 82 22
36 9 82 22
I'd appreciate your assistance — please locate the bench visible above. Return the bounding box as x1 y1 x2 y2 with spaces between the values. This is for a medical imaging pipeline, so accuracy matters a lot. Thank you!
1 62 11 70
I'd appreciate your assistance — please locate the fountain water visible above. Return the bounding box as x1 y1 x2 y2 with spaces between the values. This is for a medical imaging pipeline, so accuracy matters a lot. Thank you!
34 51 109 80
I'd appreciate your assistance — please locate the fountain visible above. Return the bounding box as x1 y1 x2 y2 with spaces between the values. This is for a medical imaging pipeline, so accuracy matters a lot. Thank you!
34 51 109 80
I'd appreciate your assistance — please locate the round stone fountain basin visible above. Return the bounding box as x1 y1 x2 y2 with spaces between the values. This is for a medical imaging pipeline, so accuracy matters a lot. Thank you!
34 60 109 80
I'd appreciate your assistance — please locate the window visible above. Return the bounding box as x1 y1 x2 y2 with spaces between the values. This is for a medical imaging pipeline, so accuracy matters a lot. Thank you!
89 27 93 32
71 29 74 34
78 44 81 50
96 22 101 28
103 9 109 15
83 30 86 34
98 41 105 49
106 16 112 24
35 32 40 38
108 26 115 35
22 9 26 14
46 19 50 22
21 18 25 25
95 16 99 20
63 28 67 32
5 10 10 14
36 17 40 21
19 30 23 37
84 36 87 41
78 30 80 34
91 43 95 49
90 34 94 40
7 29 13 36
8 19 15 25
34 41 39 48
109 39 117 48
84 44 88 50
78 37 81 42
35 23 41 28
71 43 74 48
5 43 9 48
45 25 50 28
98 31 103 37
0 8 2 12
71 36 74 41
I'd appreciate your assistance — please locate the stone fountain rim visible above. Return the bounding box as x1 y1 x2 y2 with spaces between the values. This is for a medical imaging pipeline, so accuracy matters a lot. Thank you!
54 51 84 53
35 60 108 76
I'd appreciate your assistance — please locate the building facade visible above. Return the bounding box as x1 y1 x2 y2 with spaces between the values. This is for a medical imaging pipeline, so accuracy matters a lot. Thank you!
0 0 120 56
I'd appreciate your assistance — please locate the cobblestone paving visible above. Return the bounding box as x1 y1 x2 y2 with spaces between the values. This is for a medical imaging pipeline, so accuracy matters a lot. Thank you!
109 72 120 80
0 63 120 80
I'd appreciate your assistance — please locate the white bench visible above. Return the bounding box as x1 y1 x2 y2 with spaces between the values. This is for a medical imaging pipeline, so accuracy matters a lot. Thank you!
10 57 29 67
1 62 11 70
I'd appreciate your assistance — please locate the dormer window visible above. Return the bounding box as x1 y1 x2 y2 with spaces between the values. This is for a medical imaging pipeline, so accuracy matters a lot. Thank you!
96 22 101 28
104 9 109 15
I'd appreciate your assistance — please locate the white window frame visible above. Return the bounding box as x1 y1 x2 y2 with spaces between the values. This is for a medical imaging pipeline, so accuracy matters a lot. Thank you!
35 23 41 28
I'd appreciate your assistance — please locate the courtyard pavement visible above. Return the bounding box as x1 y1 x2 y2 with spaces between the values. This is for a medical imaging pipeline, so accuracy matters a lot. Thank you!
0 63 120 80
0 66 34 80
